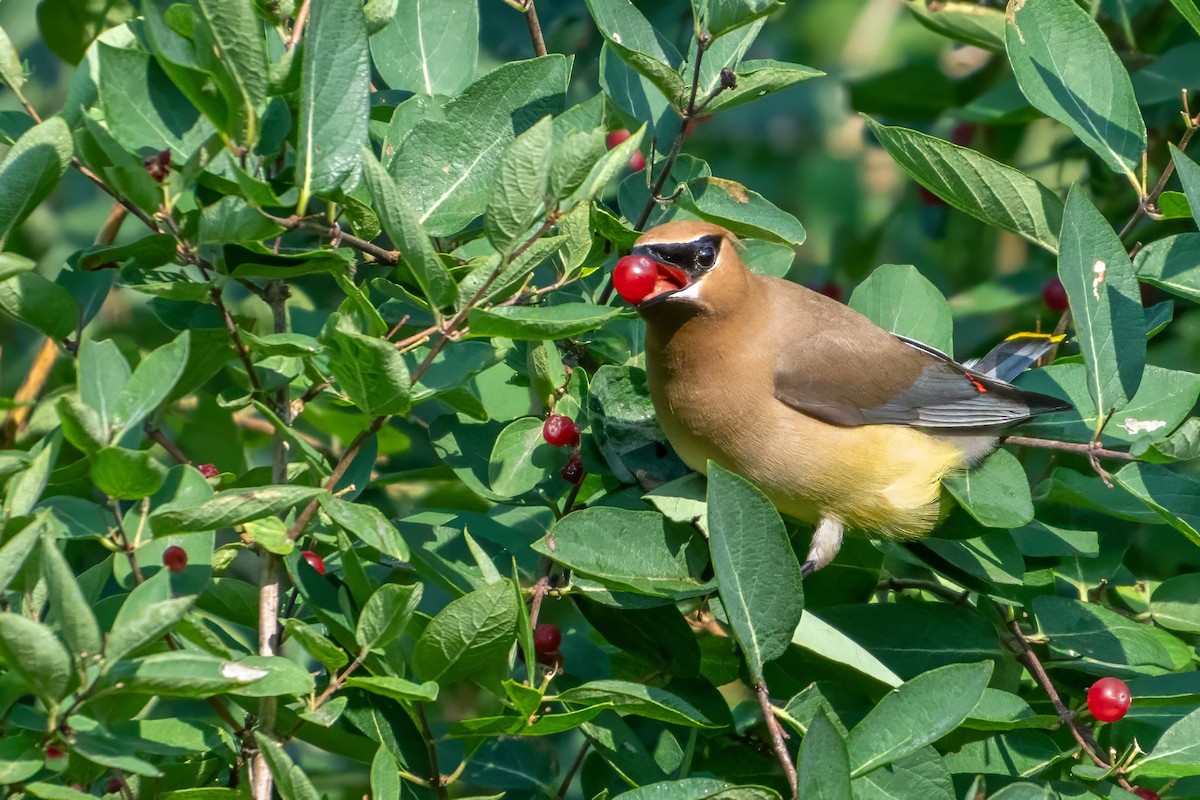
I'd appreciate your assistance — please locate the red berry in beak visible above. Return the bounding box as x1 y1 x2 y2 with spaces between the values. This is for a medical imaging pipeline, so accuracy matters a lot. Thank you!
614 255 660 304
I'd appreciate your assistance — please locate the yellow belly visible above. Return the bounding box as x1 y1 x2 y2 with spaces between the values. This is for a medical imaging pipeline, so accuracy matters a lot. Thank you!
651 364 965 540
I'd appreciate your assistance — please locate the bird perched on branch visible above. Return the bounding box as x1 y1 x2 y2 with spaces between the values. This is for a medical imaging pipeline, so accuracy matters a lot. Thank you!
615 220 1070 575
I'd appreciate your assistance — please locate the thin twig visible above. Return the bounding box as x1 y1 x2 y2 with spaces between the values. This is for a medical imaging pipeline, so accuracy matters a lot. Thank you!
1118 99 1200 239
556 741 590 799
521 0 548 57
285 415 386 541
145 423 191 464
879 578 971 605
756 682 797 800
262 213 399 264
286 0 311 50
1001 436 1136 463
310 650 366 710
415 703 446 798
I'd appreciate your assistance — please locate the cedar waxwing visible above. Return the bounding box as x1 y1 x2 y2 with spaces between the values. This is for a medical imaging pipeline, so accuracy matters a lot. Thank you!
625 221 1071 575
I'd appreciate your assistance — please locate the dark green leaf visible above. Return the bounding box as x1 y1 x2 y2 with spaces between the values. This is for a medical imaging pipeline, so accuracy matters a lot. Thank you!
150 485 325 534
255 732 320 800
369 0 477 95
905 0 1005 50
413 579 517 683
1132 707 1200 778
322 496 410 561
40 535 103 657
323 321 410 415
1113 462 1200 548
1170 143 1200 229
1135 234 1200 303
485 116 553 255
706 463 803 683
614 778 778 799
356 582 422 650
487 416 558 498
1057 185 1144 416
1150 574 1200 634
557 679 723 728
865 119 1063 253
678 177 805 246
1006 0 1145 180
113 331 190 439
344 676 439 703
0 253 76 340
944 448 1033 529
0 612 73 704
106 590 196 663
91 446 168 499
705 59 823 114
847 662 992 776
798 709 851 800
104 651 267 697
691 0 785 38
1168 0 1200 35
468 303 621 340
1034 595 1177 677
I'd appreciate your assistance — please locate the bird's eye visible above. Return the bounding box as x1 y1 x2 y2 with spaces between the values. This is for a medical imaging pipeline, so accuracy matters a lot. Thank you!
696 243 716 268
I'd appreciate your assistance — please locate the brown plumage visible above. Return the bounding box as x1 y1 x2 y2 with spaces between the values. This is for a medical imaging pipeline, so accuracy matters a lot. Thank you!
631 220 1069 574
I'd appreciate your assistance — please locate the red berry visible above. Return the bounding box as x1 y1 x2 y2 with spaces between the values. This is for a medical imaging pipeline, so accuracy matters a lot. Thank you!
533 623 562 653
951 123 977 148
45 744 66 760
542 414 579 447
561 453 584 485
614 254 659 304
162 545 188 573
813 281 841 302
535 648 564 668
1042 277 1069 312
606 129 632 150
107 778 123 793
628 150 646 172
197 463 219 478
1133 789 1161 800
1087 677 1131 722
301 550 326 575
143 149 171 182
918 185 947 207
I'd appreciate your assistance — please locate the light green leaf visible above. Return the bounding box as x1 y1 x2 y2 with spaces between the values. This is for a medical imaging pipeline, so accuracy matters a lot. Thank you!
1006 0 1146 181
321 496 410 561
1113 461 1200 548
468 303 621 341
150 485 326 534
678 177 805 246
296 0 369 211
486 116 554 255
255 732 320 800
791 612 902 688
344 676 439 703
40 535 103 658
193 0 268 147
905 0 1005 50
847 661 993 776
1167 0 1200 36
0 116 72 248
413 579 517 683
849 263 953 354
944 448 1033 528
90 446 168 500
106 651 269 697
557 680 723 728
865 119 1064 253
1034 594 1177 677
355 582 422 650
370 0 477 95
391 55 569 235
798 709 851 800
113 331 190 440
0 25 26 91
1134 233 1200 303
323 322 410 415
1150 574 1200 634
690 0 785 38
1131 706 1200 778
0 252 76 339
1057 185 1144 417
487 416 558 498
1170 143 1200 229
0 612 73 705
706 463 803 683
106 591 196 663
704 59 823 114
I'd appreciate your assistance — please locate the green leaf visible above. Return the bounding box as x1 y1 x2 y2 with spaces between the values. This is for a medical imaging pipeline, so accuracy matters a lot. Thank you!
849 263 953 354
255 732 321 800
1005 0 1146 181
846 661 992 776
586 0 681 68
1057 185 1144 417
391 55 569 235
468 303 621 340
798 709 852 800
296 0 369 211
356 583 422 650
0 734 41 784
0 253 76 339
0 612 73 705
1150 574 1200 634
532 508 710 597
791 612 902 688
1157 191 1192 220
96 43 214 158
229 655 316 697
677 177 805 246
370 746 402 800
323 322 410 415
1034 595 1177 677
1132 707 1200 778
413 579 517 683
150 485 325 534
321 496 410 561
0 25 26 91
91 445 168 500
192 0 268 147
905 0 1005 50
943 448 1033 529
706 463 803 683
105 651 269 697
0 514 49 594
487 416 558 498
281 619 349 670
0 115 71 248
704 59 823 114
850 746 954 800
864 119 1064 253
691 0 785 38
607 41 686 105
4 432 60 519
361 149 456 309
615 779 778 799
344 676 439 703
581 714 669 786
1167 0 1200 39
1113 462 1200 548
369 0 477 95
1135 234 1200 302
113 331 191 440
106 590 196 663
485 116 554 255
576 595 702 677
195 197 285 244
1170 143 1200 228
40 535 103 658
557 679 723 728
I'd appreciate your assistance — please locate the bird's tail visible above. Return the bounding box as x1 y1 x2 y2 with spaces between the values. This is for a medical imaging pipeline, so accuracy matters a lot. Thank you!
962 332 1065 383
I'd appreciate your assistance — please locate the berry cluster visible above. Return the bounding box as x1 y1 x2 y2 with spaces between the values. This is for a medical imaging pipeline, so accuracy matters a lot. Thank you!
543 414 585 486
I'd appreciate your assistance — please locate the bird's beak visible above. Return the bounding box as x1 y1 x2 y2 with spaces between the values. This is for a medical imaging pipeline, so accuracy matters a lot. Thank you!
628 246 696 307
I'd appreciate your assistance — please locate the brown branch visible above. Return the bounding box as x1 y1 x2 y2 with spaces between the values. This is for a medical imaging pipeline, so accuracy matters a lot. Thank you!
1001 436 1137 463
286 0 311 50
556 741 590 799
1118 98 1200 239
311 650 366 710
285 414 386 541
262 213 399 264
415 703 446 799
521 0 547 57
756 681 797 800
0 337 59 447
1001 614 1134 791
145 422 191 464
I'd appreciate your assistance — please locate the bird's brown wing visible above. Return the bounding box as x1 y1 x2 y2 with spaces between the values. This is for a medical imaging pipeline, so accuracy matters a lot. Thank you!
769 286 1071 429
